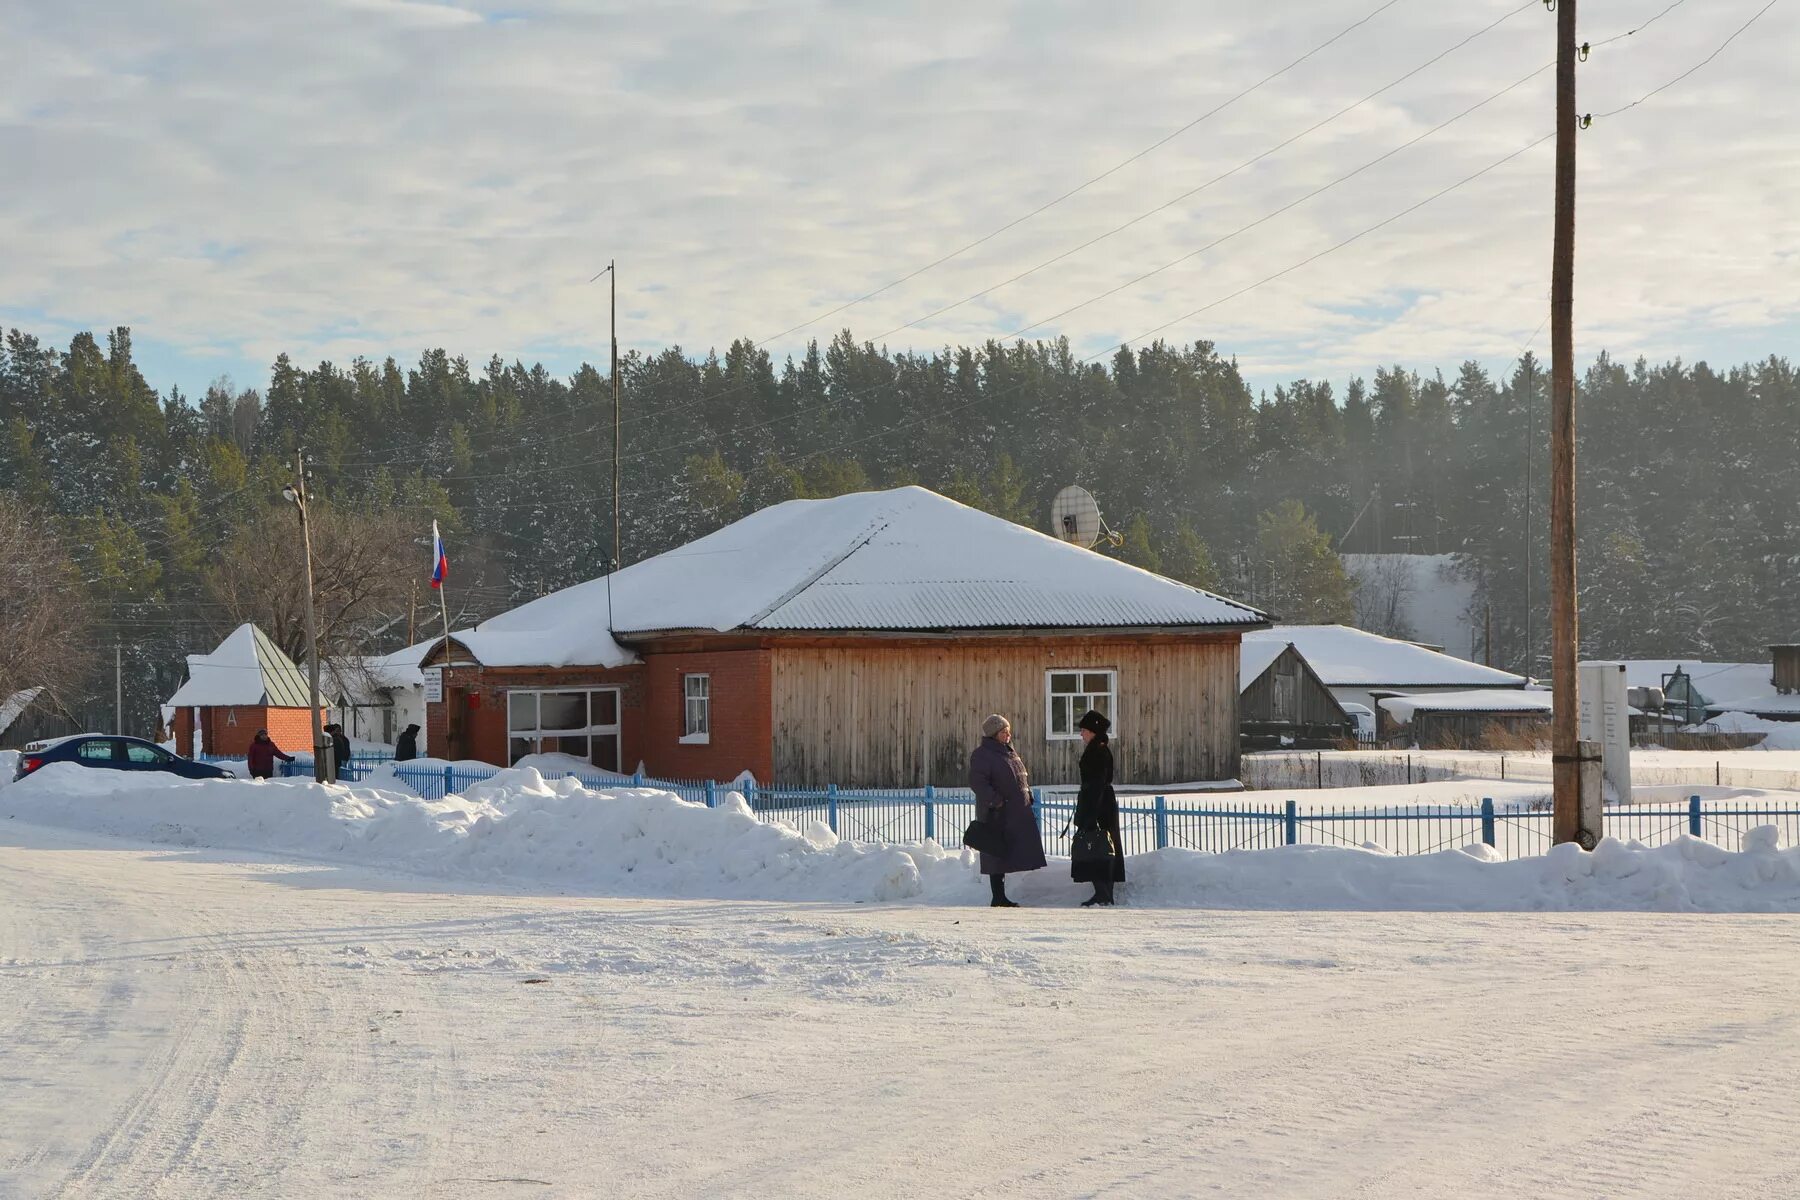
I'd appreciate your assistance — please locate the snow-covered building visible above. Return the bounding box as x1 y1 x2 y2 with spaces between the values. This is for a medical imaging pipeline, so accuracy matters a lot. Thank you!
1242 624 1528 715
1375 689 1554 747
422 486 1269 786
1618 660 1778 725
0 687 46 749
324 639 435 748
1238 640 1352 749
166 624 322 758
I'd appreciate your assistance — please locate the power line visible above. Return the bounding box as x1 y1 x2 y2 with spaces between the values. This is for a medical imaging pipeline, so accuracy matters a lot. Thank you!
753 0 1414 348
868 0 1542 342
1591 0 1778 119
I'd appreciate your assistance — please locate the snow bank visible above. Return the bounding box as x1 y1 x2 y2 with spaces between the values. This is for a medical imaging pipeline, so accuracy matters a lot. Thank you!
7 764 1800 911
1 764 926 903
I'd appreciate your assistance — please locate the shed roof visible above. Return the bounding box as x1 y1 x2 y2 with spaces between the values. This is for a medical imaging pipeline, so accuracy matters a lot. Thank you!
167 624 315 709
456 487 1266 666
1378 690 1556 723
1245 625 1526 689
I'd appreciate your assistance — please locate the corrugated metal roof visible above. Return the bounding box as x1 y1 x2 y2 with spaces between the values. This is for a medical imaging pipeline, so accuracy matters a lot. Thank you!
253 626 315 708
465 489 1265 659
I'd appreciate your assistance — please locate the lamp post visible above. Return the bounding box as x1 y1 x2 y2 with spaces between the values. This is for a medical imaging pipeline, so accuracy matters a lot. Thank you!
282 450 329 784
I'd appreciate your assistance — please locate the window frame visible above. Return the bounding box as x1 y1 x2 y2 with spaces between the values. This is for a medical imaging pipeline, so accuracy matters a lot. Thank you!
506 687 623 770
1045 668 1118 741
680 674 711 745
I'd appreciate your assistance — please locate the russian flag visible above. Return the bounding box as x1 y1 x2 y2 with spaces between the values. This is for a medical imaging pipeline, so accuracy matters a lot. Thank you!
430 520 448 590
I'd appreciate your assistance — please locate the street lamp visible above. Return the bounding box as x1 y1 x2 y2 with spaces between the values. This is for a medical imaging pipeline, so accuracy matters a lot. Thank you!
282 451 330 784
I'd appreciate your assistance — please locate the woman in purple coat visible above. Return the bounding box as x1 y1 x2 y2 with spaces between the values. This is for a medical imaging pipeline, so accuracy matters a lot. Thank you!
968 714 1048 907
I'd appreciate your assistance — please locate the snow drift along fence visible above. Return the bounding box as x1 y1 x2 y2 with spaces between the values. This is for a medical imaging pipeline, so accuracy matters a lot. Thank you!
1244 750 1800 793
277 759 1800 862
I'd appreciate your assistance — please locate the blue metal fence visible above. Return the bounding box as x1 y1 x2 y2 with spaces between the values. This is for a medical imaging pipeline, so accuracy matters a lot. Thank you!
201 753 1800 860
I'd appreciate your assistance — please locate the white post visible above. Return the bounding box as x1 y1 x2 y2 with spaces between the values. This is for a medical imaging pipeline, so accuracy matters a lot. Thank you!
1578 661 1631 804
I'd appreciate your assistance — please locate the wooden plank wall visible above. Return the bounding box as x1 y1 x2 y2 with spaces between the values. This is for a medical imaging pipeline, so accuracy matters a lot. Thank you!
769 639 1240 787
1240 645 1347 726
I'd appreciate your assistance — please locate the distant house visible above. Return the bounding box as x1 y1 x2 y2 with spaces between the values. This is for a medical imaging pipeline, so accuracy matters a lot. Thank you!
1694 647 1800 723
1242 625 1528 715
0 687 45 749
1618 660 1777 724
1375 689 1555 748
167 624 323 758
1238 641 1352 749
324 639 435 748
422 486 1268 787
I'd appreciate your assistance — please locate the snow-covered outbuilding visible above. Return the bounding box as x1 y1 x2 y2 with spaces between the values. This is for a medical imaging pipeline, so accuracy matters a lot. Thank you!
324 639 436 748
1375 689 1555 746
166 624 323 758
1242 624 1528 715
1618 660 1778 725
1237 640 1352 749
422 486 1269 786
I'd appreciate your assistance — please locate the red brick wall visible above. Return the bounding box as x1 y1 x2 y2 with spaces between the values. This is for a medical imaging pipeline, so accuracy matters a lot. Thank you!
640 649 773 783
172 706 321 757
420 655 774 782
425 664 646 768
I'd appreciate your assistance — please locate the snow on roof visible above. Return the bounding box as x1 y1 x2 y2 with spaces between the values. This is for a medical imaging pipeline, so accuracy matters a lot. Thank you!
1378 690 1556 723
328 638 441 697
1246 625 1526 689
1618 660 1772 703
1707 694 1800 717
462 488 1266 665
167 624 315 709
1 687 43 736
1238 639 1292 691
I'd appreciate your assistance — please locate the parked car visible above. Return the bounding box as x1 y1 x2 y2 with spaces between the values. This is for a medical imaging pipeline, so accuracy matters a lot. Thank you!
12 735 233 782
1340 703 1378 744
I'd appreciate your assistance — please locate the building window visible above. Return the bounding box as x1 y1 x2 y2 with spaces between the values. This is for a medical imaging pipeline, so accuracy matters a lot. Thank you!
1046 670 1116 740
507 687 622 772
680 674 711 744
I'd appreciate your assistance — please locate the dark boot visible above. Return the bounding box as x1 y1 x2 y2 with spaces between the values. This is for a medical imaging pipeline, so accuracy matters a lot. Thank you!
1095 877 1115 906
989 874 1018 907
1081 888 1104 907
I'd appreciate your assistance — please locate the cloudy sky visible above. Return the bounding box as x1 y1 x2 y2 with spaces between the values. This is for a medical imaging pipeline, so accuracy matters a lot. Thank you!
4 0 1795 399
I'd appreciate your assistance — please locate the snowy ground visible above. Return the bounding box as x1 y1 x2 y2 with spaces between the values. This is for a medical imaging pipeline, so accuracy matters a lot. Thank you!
6 819 1800 1199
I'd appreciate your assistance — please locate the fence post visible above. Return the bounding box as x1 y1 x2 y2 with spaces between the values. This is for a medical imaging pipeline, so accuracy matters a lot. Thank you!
924 784 936 842
705 780 717 809
827 783 838 834
745 779 757 809
1031 787 1044 833
1500 755 1507 781
1407 754 1413 785
1284 799 1299 846
1689 794 1702 837
1155 795 1169 850
1316 750 1323 789
1481 797 1496 847
633 769 644 787
442 765 453 799
1715 760 1721 787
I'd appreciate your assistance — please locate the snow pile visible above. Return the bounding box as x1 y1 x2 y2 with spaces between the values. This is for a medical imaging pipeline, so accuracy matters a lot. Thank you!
1 764 926 903
8 765 1800 911
0 750 17 782
1707 712 1800 751
1102 835 1800 913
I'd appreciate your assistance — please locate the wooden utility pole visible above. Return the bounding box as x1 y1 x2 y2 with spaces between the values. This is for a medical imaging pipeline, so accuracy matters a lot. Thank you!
287 450 329 784
406 579 417 646
1549 0 1596 845
611 257 621 574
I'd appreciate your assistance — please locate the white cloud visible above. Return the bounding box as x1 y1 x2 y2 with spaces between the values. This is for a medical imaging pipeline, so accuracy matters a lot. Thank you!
2 0 1795 396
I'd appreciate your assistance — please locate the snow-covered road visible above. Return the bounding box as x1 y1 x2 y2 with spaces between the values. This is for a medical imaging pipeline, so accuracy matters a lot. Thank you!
6 820 1800 1199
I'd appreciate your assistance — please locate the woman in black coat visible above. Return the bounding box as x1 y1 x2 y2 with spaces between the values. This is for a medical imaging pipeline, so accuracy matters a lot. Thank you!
1072 709 1125 906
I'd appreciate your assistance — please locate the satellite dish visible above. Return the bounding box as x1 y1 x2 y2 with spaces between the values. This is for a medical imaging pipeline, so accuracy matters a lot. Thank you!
1050 485 1123 549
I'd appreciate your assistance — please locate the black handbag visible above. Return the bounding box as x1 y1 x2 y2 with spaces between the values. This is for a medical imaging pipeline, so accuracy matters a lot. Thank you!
1070 826 1116 864
962 816 1007 855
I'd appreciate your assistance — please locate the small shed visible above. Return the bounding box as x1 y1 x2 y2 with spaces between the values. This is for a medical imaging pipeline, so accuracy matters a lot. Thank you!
1243 625 1528 714
1375 689 1554 748
1239 641 1351 749
167 624 323 758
